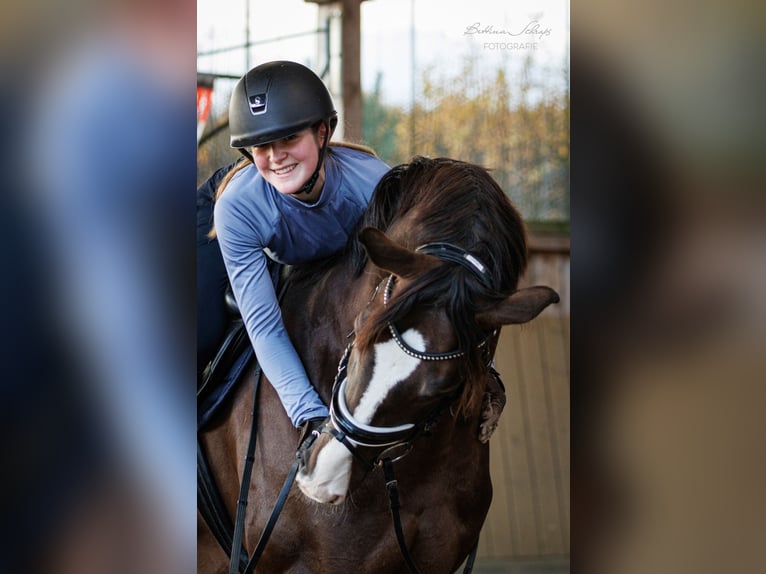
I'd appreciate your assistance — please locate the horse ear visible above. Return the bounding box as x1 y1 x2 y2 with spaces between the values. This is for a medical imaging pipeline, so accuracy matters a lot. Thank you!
476 286 560 327
359 227 439 278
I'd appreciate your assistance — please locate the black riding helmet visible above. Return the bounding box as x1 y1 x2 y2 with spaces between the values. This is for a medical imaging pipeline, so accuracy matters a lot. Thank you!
229 61 338 195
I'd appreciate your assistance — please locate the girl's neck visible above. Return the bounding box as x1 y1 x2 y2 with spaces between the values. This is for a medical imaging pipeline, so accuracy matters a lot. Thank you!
295 167 326 204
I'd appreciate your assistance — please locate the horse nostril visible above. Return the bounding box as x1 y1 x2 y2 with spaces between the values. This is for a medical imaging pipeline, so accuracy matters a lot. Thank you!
326 494 343 505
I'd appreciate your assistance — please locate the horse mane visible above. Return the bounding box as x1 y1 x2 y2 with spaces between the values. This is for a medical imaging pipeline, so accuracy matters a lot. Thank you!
351 157 528 283
285 156 530 418
352 156 530 419
288 157 530 417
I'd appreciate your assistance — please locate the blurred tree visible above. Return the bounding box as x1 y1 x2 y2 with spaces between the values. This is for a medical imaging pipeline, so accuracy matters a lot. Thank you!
385 54 569 222
197 122 239 188
362 72 406 166
198 56 569 222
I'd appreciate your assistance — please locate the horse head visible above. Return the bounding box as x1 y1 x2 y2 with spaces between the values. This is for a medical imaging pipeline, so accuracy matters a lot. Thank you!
296 227 559 505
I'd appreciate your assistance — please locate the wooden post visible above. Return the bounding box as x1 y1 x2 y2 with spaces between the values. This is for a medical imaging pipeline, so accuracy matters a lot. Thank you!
305 0 363 142
340 0 362 142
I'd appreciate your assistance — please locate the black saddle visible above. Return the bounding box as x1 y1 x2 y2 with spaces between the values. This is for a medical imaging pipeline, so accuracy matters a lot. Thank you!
197 288 253 430
198 261 284 431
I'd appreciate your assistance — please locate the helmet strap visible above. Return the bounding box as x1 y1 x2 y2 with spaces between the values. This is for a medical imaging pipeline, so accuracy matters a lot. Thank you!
296 121 330 196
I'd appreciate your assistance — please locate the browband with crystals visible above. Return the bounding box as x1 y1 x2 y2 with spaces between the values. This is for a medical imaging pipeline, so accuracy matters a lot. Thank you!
382 274 495 362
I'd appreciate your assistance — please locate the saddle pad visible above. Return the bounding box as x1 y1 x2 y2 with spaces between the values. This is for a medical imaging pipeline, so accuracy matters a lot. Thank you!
198 345 254 431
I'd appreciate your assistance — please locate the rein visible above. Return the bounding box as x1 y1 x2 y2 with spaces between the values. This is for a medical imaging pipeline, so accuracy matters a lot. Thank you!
198 263 303 574
204 243 492 573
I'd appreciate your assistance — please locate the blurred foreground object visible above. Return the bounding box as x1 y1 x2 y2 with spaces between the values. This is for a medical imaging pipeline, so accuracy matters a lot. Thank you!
2 0 196 572
573 0 766 571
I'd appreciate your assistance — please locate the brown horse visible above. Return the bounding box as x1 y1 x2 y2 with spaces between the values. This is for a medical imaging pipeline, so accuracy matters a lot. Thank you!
198 157 559 573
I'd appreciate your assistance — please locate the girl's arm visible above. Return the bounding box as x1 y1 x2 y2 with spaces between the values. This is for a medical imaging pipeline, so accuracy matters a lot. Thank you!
214 198 328 427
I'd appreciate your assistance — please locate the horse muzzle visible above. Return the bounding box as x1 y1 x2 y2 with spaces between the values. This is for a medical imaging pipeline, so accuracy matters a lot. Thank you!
295 432 353 505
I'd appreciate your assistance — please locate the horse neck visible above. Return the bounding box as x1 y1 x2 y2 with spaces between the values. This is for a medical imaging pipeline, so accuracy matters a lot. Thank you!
314 260 370 321
284 260 373 399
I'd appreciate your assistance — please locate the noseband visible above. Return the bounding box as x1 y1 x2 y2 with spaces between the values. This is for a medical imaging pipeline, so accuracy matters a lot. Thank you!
318 241 495 470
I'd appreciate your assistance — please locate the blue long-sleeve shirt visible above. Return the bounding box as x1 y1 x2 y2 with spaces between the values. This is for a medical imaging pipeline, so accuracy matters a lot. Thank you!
214 146 389 427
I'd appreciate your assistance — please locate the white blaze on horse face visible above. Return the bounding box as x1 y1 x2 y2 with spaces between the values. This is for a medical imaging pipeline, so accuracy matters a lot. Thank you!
353 329 425 424
297 329 425 505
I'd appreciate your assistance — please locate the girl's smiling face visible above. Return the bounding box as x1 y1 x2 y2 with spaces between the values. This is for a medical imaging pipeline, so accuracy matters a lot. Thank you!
251 124 327 201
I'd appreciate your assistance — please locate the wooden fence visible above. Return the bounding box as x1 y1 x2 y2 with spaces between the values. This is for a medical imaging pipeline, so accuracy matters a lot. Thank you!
478 232 570 560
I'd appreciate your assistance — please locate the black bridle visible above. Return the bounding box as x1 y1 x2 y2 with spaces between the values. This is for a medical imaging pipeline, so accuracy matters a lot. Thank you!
320 241 496 469
322 337 447 473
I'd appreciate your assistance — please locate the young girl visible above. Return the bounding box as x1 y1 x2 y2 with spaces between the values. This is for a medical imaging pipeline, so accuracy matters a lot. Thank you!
211 61 390 442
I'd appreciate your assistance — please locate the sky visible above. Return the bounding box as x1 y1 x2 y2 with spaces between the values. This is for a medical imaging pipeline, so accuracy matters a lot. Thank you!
197 0 569 108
